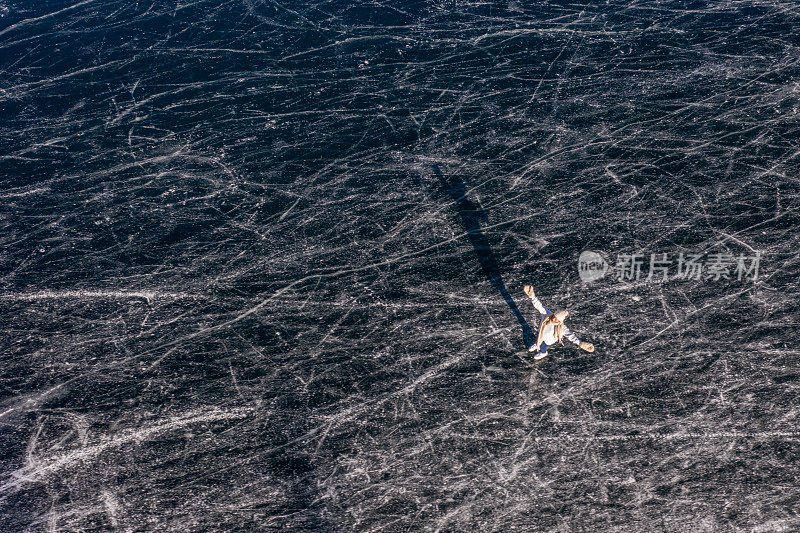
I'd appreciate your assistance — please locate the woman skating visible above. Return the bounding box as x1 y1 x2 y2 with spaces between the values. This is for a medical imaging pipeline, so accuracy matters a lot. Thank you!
523 285 595 360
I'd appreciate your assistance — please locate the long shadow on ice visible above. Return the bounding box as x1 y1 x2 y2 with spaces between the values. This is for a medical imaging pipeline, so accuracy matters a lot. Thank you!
433 165 536 349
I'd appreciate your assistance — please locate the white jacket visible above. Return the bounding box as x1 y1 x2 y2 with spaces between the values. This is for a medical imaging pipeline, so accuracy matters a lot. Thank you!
530 295 581 352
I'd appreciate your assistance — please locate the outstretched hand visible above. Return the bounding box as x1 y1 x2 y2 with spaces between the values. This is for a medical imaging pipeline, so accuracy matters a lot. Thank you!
523 285 535 298
579 342 595 353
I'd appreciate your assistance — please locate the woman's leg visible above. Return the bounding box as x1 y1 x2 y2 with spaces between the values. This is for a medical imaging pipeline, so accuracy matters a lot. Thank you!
534 343 549 359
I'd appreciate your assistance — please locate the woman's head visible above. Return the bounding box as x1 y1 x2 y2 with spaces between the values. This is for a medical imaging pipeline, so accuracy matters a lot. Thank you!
552 310 569 324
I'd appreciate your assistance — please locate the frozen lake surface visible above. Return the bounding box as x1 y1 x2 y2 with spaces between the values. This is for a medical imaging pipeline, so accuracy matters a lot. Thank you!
2 1 800 531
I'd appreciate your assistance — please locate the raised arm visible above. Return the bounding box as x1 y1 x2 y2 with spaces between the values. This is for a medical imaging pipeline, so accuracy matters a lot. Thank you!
523 285 549 314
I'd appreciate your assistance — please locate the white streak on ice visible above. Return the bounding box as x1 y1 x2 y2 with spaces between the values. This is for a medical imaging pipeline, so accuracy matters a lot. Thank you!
0 407 255 495
0 290 197 304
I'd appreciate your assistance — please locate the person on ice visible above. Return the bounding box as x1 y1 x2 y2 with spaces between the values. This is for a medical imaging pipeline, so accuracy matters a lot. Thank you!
523 285 594 360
